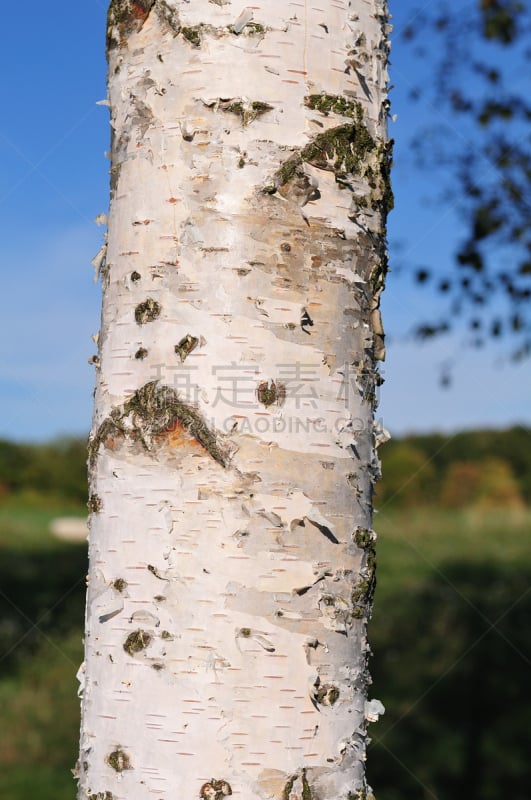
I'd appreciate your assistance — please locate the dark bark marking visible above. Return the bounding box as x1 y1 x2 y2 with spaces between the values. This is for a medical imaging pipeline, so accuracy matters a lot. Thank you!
89 382 230 467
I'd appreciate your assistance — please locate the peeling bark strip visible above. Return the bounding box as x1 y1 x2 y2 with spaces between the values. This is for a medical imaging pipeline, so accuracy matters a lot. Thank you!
79 2 391 799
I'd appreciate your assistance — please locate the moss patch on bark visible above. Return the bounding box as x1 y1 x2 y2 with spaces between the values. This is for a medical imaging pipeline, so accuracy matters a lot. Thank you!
107 0 182 51
305 93 364 119
134 298 161 324
123 629 151 655
107 0 156 51
270 97 394 215
89 382 229 467
106 748 132 772
200 780 232 800
175 334 199 362
222 99 273 126
283 770 312 800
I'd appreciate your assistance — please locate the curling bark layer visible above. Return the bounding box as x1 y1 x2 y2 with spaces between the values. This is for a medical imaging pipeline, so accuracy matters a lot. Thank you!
78 2 392 799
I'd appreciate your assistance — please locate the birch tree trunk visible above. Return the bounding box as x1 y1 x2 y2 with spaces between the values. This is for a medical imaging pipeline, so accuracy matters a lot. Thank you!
77 2 392 799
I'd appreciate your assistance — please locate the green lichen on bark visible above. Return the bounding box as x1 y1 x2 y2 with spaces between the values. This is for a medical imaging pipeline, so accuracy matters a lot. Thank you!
354 527 374 550
351 577 372 618
107 0 182 51
283 776 296 800
307 123 373 171
301 771 312 800
348 791 376 800
220 99 273 126
273 123 374 191
283 771 312 800
155 0 180 33
175 334 199 362
244 22 266 34
352 527 377 616
135 298 161 324
305 93 364 119
270 100 393 216
106 0 156 51
348 349 384 404
123 629 151 655
181 25 202 47
87 493 102 513
88 381 229 467
256 380 285 407
363 139 394 214
200 779 232 800
315 683 340 706
107 749 131 772
369 252 388 296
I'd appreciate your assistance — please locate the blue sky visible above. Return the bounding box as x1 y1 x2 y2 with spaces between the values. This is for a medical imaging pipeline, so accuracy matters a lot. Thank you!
0 1 529 441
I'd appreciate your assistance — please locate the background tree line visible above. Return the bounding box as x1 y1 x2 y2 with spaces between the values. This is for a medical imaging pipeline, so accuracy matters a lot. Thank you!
377 426 530 508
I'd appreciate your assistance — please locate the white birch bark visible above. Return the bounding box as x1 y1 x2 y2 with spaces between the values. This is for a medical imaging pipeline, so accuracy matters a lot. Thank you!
77 2 392 799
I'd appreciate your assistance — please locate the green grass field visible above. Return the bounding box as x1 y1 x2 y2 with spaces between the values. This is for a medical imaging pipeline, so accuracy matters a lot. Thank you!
0 496 529 799
0 491 87 552
0 496 86 800
374 505 530 596
369 505 531 800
